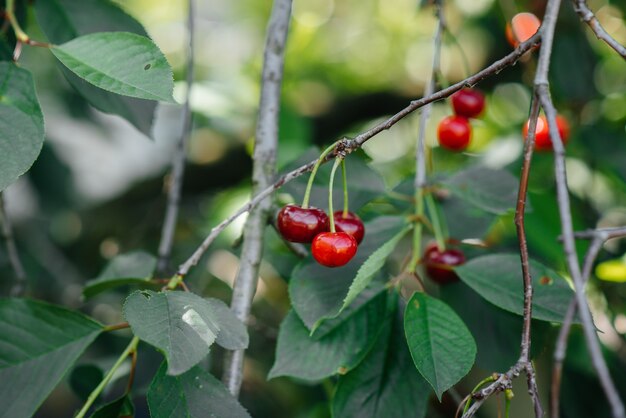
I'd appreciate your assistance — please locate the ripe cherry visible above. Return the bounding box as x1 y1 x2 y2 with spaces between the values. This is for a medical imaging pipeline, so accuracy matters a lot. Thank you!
423 243 466 284
311 232 358 267
333 211 365 244
506 12 541 47
277 204 329 243
522 115 570 151
451 89 485 119
437 115 472 151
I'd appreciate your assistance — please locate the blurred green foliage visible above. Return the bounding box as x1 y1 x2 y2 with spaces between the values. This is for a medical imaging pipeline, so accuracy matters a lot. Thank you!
0 0 624 417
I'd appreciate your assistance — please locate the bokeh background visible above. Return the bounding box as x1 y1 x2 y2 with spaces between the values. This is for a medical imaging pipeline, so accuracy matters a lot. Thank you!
1 0 625 416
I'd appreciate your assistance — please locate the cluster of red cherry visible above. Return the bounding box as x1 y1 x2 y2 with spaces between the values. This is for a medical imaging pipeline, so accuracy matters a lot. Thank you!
506 11 571 151
436 12 571 154
437 88 486 152
277 205 363 267
277 156 364 268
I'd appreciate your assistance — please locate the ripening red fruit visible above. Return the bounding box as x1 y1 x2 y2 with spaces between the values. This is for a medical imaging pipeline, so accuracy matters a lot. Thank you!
423 243 466 284
277 205 329 243
522 115 570 151
506 12 541 47
451 89 486 118
311 232 358 267
333 211 365 244
437 115 472 151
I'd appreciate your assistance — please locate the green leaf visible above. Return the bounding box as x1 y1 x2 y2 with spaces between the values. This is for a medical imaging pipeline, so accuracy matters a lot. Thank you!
0 63 45 191
440 282 550 371
455 254 577 322
51 32 174 102
83 251 157 299
333 300 430 418
440 166 521 214
147 362 251 418
34 0 158 137
404 292 476 399
123 291 248 375
0 299 102 417
268 290 390 381
289 216 406 331
90 395 134 418
70 364 104 401
338 224 412 315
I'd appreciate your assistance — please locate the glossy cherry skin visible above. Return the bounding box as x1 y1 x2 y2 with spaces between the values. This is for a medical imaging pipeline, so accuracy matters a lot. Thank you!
522 115 570 151
506 12 541 47
451 89 485 118
437 116 472 151
423 243 466 284
277 205 329 243
333 211 365 244
311 232 358 267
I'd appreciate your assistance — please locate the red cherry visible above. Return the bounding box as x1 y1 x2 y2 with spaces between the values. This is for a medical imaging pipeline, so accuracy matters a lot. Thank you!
451 89 485 118
333 211 365 244
506 12 541 47
423 243 466 284
522 115 570 151
437 116 472 151
311 232 358 267
277 205 329 243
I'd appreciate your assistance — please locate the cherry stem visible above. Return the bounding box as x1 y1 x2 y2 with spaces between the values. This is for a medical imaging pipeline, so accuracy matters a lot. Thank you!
165 273 184 290
75 336 139 418
341 159 349 217
425 193 446 250
504 392 512 418
327 157 342 233
301 142 338 209
406 188 425 273
6 0 28 43
463 374 498 416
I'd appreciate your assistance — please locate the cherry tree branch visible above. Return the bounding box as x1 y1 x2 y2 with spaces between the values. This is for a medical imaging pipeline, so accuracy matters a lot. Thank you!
176 33 541 277
538 85 625 418
535 0 625 412
156 0 195 275
0 192 26 296
462 1 564 416
571 0 626 59
551 226 626 418
221 0 293 397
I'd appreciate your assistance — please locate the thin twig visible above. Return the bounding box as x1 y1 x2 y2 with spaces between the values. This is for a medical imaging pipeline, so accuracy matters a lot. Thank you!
570 227 626 240
407 0 444 272
0 192 27 296
416 1 444 189
462 39 546 418
515 95 540 362
551 227 626 418
513 92 544 417
221 0 293 397
462 1 567 415
176 33 541 277
103 322 130 332
157 0 195 275
571 0 626 59
536 0 625 414
74 337 139 418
